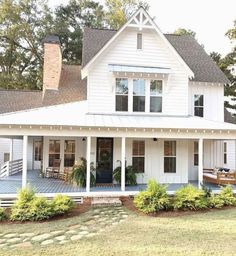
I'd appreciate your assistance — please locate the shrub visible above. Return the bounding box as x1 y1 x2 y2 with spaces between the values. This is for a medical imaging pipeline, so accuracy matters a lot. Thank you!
70 158 96 187
11 188 75 221
52 195 75 215
29 197 54 221
0 208 7 221
173 185 208 210
219 185 236 206
134 180 170 213
208 194 224 208
113 164 137 185
10 187 36 221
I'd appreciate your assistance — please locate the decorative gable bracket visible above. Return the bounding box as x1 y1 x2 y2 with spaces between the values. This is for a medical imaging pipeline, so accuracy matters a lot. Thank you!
128 8 153 30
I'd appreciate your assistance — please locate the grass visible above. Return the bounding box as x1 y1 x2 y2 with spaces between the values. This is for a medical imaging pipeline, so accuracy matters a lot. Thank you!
1 207 236 256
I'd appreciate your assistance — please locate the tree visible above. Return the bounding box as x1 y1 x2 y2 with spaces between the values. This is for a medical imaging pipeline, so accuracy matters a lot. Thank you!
0 0 53 89
173 28 196 38
52 0 106 64
105 0 149 30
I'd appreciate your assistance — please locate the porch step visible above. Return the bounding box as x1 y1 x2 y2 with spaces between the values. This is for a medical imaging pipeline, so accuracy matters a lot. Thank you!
91 197 122 207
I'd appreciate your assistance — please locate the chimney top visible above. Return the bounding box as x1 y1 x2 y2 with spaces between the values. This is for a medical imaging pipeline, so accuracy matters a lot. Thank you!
43 35 60 45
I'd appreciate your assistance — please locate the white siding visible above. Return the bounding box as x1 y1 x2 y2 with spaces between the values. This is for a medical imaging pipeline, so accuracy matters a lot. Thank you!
0 139 12 165
189 82 224 121
88 28 189 115
12 139 23 161
224 140 236 170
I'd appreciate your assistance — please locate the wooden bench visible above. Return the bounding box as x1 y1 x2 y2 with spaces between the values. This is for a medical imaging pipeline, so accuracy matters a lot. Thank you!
203 168 236 185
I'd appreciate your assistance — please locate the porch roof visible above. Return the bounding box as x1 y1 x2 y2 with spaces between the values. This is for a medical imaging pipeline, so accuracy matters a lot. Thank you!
0 101 235 132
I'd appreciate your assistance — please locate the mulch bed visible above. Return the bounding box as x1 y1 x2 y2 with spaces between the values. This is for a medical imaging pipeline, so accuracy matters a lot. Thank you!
120 196 235 218
1 202 91 225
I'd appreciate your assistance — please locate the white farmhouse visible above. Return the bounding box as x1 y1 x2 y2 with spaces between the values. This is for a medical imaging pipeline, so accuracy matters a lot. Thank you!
0 7 235 197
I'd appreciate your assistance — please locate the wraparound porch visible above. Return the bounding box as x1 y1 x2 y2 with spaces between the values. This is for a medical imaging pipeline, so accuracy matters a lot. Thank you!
1 169 234 196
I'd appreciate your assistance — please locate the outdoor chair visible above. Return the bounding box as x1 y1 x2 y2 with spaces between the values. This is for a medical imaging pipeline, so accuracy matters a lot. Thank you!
45 159 62 179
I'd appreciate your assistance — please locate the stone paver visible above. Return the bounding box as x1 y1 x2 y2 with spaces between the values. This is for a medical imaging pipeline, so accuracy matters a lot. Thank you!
32 233 51 242
0 206 130 249
41 239 54 246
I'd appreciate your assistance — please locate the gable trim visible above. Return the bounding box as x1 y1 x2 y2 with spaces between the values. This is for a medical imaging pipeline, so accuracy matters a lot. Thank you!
81 7 194 79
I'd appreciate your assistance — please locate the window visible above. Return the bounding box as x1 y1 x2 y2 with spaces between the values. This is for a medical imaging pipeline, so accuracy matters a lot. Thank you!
133 79 145 112
194 95 204 117
194 141 198 166
34 140 42 161
64 140 75 167
132 140 145 173
224 142 227 164
164 141 176 173
4 153 10 162
137 33 142 49
115 78 128 111
49 140 60 167
150 80 162 112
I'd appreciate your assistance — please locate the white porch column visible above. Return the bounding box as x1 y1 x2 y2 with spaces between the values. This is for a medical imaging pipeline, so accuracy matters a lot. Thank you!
22 135 28 188
86 136 91 193
121 137 126 191
198 138 203 188
9 138 13 162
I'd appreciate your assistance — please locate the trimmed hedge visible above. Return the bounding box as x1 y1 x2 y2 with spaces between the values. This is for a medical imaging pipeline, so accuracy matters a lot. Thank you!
0 207 7 221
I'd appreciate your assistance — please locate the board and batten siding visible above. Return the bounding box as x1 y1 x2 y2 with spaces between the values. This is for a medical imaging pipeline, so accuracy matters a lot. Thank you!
189 82 224 122
87 28 189 116
91 138 189 184
224 140 236 170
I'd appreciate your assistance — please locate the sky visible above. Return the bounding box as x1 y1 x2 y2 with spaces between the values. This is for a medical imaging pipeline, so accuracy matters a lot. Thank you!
48 0 236 57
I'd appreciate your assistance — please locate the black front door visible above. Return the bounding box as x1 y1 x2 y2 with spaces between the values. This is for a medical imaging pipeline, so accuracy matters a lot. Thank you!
96 138 113 183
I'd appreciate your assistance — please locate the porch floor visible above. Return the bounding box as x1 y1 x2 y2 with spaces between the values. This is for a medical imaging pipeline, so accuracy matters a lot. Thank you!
0 170 235 195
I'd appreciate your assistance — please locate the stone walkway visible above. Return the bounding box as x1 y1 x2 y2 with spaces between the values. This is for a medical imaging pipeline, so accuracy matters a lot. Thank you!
0 206 129 249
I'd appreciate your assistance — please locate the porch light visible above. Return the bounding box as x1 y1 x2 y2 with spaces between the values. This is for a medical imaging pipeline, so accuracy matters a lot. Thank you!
153 138 158 142
82 138 86 141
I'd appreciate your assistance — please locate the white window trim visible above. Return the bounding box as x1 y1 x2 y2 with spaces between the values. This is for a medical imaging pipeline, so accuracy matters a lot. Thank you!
114 76 164 114
132 140 145 173
163 140 177 174
194 94 204 118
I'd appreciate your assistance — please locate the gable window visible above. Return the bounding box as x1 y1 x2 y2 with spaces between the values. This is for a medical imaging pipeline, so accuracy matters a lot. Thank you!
194 95 204 117
164 141 176 173
224 142 227 164
150 80 162 112
116 78 128 111
194 141 198 166
137 33 142 50
132 140 145 173
133 79 145 112
49 140 60 167
64 140 75 167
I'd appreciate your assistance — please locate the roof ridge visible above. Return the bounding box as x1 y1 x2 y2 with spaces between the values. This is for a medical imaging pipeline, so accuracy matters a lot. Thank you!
85 27 117 32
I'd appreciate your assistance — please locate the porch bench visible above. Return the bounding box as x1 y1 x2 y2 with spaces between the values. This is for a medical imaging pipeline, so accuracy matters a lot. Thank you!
203 169 236 185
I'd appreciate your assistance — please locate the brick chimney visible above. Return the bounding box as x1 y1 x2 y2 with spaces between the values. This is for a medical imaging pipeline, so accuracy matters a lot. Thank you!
43 35 62 90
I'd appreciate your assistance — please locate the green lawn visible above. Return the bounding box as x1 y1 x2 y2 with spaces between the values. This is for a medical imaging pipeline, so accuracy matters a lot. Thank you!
1 207 236 256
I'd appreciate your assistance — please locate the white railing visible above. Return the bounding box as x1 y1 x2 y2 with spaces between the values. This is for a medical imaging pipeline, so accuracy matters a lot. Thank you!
0 159 23 178
0 161 9 178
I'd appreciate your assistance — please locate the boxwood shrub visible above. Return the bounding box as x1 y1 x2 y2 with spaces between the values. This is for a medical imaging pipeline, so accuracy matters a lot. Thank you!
0 207 7 221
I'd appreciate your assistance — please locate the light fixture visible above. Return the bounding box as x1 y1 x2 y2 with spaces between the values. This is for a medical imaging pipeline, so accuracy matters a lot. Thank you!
82 138 86 141
153 138 158 142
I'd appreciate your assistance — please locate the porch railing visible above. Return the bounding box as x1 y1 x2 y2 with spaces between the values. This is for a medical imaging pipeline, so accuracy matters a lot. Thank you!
0 159 23 178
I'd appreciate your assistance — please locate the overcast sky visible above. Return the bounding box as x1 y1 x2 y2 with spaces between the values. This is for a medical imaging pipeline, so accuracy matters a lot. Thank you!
48 0 236 56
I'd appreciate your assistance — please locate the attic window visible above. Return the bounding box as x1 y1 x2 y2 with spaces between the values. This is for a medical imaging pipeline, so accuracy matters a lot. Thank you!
137 33 142 50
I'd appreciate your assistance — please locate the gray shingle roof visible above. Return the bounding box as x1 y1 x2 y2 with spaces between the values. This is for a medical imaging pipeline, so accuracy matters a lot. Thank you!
82 28 229 84
0 65 86 114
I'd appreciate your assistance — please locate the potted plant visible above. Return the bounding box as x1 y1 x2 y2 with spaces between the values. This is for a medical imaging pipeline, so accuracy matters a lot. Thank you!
70 157 96 187
113 160 137 185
